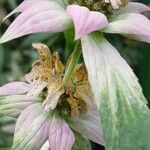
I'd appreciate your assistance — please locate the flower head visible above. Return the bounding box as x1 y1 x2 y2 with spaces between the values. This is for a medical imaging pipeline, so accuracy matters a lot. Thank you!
0 43 104 149
0 0 150 43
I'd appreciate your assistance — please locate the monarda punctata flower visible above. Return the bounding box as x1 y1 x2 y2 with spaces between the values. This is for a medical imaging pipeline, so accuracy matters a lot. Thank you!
0 0 150 43
0 0 150 150
0 43 104 150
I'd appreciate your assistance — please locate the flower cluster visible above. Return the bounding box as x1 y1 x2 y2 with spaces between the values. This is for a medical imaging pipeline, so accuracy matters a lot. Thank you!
0 43 104 149
0 0 150 43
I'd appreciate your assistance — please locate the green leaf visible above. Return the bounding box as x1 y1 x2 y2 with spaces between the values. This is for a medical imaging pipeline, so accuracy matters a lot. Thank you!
72 132 92 150
81 33 150 150
101 70 150 150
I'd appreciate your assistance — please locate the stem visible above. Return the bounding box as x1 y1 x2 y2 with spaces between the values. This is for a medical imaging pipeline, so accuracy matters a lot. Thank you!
63 41 81 85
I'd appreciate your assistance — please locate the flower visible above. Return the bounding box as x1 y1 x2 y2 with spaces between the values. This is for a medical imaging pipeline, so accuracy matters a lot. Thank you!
0 0 150 149
0 43 104 149
0 1 150 43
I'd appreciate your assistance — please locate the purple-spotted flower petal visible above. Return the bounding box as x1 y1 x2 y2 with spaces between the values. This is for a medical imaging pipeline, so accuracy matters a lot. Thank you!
103 13 150 43
0 81 31 96
66 5 108 40
0 1 71 44
70 111 104 145
49 116 75 150
118 2 150 14
12 103 50 150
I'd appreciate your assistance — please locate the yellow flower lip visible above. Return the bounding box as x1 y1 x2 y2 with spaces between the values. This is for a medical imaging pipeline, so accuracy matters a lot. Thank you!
25 43 96 117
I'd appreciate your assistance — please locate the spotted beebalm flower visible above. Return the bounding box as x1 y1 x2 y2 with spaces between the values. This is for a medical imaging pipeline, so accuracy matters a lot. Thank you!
0 43 104 150
0 0 150 149
0 0 150 43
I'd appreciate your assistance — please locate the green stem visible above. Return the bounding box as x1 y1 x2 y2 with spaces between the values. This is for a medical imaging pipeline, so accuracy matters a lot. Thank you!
63 41 81 85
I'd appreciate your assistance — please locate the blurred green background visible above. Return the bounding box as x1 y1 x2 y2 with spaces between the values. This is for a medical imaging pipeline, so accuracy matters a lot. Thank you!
0 0 149 149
